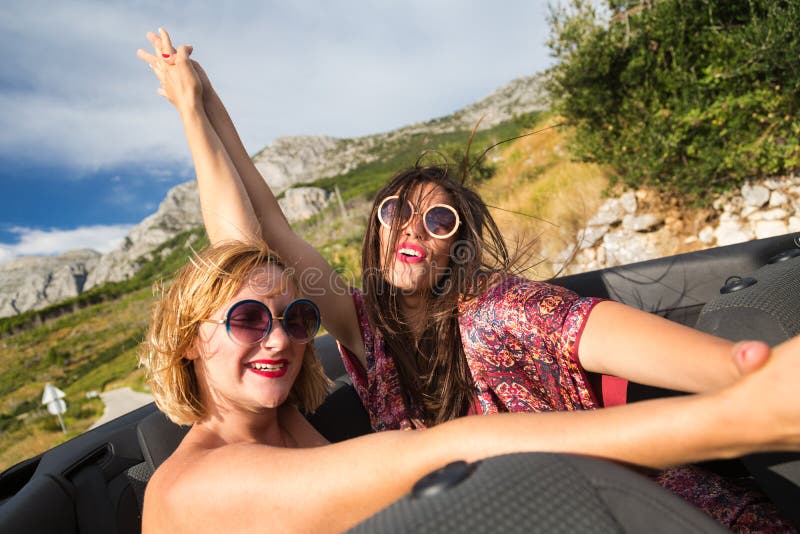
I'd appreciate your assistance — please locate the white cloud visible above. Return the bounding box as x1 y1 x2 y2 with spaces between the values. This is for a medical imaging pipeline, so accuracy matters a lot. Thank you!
0 0 554 172
0 224 133 263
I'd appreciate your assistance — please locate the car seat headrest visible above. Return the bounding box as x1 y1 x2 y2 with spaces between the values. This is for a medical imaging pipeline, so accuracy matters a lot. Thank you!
136 410 190 472
695 253 800 345
695 250 800 528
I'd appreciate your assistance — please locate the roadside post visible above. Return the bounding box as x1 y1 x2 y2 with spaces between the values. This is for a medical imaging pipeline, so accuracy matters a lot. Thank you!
41 383 67 433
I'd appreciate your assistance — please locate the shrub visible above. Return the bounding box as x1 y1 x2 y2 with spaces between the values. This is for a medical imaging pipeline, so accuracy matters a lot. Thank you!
548 0 800 201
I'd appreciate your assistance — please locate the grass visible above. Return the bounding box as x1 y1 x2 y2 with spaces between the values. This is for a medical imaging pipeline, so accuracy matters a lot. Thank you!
0 231 208 471
0 396 105 469
476 117 610 278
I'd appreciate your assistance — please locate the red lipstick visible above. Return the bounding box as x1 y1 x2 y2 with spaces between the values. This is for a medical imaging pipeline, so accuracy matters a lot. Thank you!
395 242 426 264
246 359 289 378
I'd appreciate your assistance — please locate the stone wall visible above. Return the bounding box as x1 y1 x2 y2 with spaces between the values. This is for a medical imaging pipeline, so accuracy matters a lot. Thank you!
561 175 800 274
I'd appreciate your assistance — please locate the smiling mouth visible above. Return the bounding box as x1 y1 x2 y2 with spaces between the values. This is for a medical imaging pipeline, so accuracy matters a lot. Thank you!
399 247 422 257
246 360 289 378
396 243 426 264
248 362 285 371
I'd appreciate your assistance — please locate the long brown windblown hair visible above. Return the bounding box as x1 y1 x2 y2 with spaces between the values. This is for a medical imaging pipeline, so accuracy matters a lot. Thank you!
362 164 514 426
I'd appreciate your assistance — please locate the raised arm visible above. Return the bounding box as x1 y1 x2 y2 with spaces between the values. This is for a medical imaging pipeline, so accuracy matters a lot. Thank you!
144 334 800 533
137 42 258 244
139 29 365 360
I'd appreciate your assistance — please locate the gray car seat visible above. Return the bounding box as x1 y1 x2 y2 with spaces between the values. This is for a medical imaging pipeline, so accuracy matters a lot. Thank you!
351 453 728 533
694 249 800 527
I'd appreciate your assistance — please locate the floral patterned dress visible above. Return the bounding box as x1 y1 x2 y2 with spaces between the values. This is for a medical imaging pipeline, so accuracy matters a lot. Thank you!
339 276 601 430
337 276 794 532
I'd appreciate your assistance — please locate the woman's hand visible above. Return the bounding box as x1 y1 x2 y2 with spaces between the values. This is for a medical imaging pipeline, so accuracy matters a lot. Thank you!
143 29 215 98
137 28 202 115
724 334 800 452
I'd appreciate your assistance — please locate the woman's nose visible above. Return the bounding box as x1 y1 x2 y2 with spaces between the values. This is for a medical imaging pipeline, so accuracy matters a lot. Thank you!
260 320 291 350
403 212 427 238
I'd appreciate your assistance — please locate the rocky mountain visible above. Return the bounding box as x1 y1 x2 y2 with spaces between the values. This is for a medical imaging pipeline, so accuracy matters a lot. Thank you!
278 187 333 223
250 73 550 192
0 73 549 318
0 249 100 317
83 181 204 290
559 176 800 274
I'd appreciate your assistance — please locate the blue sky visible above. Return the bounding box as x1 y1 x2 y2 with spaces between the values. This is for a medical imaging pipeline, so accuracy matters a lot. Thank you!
0 0 554 263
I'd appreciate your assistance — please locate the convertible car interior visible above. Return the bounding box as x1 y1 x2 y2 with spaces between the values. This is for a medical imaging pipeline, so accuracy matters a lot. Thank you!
1 232 799 533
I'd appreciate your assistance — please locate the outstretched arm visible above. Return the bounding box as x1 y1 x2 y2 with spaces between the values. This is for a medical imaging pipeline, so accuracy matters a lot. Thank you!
138 30 365 361
578 300 766 392
144 334 800 533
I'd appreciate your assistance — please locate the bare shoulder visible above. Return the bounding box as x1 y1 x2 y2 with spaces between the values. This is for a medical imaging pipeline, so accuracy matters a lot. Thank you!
141 440 204 532
141 427 317 532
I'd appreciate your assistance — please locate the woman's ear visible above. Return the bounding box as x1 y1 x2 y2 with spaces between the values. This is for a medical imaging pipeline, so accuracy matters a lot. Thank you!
185 342 201 361
190 323 214 360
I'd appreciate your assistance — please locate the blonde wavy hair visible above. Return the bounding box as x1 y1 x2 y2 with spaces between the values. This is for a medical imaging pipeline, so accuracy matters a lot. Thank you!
140 241 331 425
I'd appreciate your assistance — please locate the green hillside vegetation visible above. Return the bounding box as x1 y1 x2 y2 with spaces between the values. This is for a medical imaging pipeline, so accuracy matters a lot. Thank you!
549 0 800 201
0 229 209 468
294 112 542 202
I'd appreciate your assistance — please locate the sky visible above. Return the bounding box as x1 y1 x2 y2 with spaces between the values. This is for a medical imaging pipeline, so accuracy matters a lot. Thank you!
0 0 555 264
